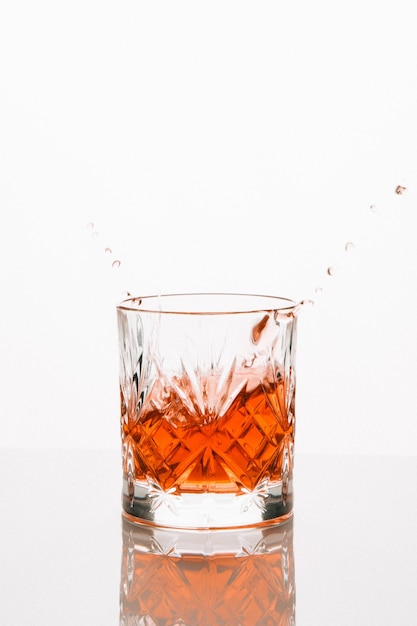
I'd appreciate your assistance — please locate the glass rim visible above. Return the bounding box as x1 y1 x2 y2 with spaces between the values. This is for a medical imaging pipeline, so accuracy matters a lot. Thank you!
116 292 298 315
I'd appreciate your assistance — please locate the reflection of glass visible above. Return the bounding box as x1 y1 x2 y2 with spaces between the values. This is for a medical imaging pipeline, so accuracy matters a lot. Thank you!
120 516 295 625
117 293 298 529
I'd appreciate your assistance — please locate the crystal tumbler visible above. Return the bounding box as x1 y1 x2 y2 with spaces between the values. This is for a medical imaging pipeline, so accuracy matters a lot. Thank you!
117 293 298 529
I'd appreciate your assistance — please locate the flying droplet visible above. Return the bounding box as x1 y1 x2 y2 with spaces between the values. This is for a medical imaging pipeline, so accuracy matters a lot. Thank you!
104 247 112 254
121 290 131 298
86 222 94 230
315 287 323 294
369 204 377 213
395 185 407 195
345 241 355 252
112 260 121 269
327 266 335 276
91 231 99 239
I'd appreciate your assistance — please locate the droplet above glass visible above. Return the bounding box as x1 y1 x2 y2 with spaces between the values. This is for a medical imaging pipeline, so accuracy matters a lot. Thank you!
315 287 323 294
345 241 355 252
327 266 335 276
112 260 121 269
395 185 407 195
104 247 112 254
369 204 377 213
91 231 99 239
86 222 94 230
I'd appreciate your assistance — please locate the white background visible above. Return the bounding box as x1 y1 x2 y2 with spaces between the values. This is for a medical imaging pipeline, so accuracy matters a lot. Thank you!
1 0 417 455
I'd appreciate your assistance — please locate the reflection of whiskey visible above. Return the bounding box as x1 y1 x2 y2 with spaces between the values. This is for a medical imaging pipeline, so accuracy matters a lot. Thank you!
120 518 295 625
122 376 294 493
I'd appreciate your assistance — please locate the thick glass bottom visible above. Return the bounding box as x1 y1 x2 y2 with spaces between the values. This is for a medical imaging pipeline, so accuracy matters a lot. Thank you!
122 477 293 530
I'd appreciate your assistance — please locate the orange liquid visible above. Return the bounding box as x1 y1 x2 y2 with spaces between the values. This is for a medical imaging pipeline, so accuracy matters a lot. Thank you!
122 377 294 494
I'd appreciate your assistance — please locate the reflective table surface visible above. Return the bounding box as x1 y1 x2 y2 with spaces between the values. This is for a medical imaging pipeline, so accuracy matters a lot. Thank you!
1 450 416 625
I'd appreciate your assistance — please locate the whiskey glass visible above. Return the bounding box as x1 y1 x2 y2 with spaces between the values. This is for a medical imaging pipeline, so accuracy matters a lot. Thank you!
117 293 298 529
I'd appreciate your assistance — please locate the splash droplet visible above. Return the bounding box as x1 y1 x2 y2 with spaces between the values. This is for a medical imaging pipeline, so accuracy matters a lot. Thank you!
291 300 314 317
86 222 94 230
327 266 335 276
369 204 377 213
345 241 355 252
121 290 132 298
104 247 112 254
395 185 407 195
91 231 99 239
112 260 121 269
252 314 269 344
315 287 323 294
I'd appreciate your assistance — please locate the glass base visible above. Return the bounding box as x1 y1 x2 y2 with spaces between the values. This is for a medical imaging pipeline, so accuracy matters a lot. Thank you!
122 512 294 557
122 477 293 529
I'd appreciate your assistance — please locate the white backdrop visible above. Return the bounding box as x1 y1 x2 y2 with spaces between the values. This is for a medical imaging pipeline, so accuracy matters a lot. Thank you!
1 1 417 454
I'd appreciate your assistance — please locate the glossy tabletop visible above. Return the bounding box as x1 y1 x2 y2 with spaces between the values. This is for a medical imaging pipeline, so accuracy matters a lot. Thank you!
1 450 416 625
